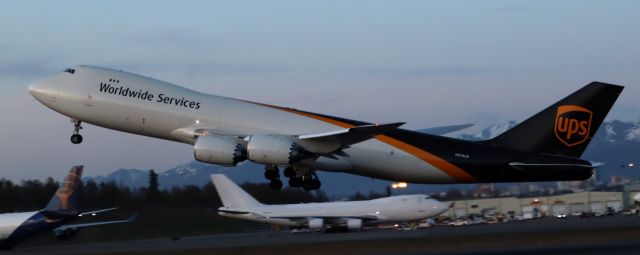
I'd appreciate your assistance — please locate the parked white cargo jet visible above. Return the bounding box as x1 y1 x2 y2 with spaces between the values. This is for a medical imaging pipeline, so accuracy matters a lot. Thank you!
211 174 447 230
29 66 623 191
0 166 135 249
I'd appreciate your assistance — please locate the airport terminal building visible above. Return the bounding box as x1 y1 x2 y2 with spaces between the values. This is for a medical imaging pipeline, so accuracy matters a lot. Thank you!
443 186 640 219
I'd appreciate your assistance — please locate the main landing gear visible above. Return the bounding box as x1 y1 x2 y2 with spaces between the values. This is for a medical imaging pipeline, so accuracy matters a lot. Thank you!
264 165 283 191
288 173 321 191
285 167 322 191
301 173 321 191
264 165 322 191
70 120 83 144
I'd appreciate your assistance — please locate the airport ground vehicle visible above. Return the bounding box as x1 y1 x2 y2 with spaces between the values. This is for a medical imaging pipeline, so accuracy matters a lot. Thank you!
448 219 470 226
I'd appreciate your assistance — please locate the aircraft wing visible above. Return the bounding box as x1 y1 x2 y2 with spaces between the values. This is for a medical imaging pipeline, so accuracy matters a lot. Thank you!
415 124 473 135
53 215 137 234
171 122 405 154
296 122 405 153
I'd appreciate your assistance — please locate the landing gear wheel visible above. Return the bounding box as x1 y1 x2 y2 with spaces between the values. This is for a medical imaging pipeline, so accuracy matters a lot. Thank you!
289 176 303 187
269 179 283 190
264 166 279 180
283 167 295 178
312 179 321 190
70 120 83 144
302 173 315 191
70 134 83 144
302 179 315 191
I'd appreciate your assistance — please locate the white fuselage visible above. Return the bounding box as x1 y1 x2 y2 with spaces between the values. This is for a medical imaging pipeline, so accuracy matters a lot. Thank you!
220 195 447 227
29 66 455 183
0 212 38 242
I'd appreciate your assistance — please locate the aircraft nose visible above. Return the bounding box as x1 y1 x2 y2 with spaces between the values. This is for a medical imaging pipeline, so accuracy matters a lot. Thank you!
28 80 56 104
432 200 449 216
28 81 46 100
28 81 41 96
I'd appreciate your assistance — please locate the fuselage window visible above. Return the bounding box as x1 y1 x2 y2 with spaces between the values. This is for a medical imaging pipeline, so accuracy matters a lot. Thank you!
63 68 75 74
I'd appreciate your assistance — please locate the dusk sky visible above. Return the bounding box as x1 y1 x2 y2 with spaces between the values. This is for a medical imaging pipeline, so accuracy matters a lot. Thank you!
1 0 639 181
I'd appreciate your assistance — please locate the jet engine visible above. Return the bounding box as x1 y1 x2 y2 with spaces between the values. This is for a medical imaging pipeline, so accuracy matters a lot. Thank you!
307 218 324 229
246 135 308 165
194 135 246 166
346 218 363 230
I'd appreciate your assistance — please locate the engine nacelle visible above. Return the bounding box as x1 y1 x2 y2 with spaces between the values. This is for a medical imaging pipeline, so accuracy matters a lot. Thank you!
346 218 363 230
307 218 324 229
247 135 307 165
194 135 246 166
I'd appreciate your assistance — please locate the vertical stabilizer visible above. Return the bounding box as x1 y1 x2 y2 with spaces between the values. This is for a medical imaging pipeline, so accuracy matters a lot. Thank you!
43 166 83 212
210 174 263 208
489 82 623 158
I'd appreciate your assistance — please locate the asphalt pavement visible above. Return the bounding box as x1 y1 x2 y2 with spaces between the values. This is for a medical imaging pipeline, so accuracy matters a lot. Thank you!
7 215 640 255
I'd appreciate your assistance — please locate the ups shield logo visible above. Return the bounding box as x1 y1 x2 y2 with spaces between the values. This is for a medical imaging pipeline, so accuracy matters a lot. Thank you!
555 105 592 147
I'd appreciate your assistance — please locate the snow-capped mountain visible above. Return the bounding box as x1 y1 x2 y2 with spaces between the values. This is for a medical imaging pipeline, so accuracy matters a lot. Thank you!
455 121 518 140
86 161 393 198
87 161 265 190
90 168 149 188
86 120 640 197
591 120 640 143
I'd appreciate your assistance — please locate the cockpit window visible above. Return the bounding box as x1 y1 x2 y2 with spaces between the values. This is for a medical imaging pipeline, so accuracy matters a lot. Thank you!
424 195 431 199
63 68 75 74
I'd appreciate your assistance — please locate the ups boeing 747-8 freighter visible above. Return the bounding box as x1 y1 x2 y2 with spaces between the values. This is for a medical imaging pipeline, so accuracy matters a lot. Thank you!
29 66 623 190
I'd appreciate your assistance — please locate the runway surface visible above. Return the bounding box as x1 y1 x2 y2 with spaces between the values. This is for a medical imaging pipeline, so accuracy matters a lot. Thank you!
8 215 640 255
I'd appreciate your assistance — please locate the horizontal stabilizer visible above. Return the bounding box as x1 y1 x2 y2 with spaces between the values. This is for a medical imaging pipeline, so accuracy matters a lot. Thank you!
53 214 137 234
509 162 595 170
78 207 118 217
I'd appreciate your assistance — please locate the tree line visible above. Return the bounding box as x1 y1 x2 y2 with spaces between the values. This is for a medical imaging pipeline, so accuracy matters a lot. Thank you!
0 170 335 213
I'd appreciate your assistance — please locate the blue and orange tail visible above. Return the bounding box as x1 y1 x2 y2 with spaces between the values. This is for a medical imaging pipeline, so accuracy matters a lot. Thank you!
43 166 83 212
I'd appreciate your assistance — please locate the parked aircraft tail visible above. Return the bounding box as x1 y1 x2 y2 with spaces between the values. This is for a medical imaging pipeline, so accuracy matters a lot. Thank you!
210 174 263 208
43 166 83 212
489 82 623 158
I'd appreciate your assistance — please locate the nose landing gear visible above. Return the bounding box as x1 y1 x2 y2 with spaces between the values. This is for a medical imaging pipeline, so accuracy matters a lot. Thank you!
70 120 83 144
